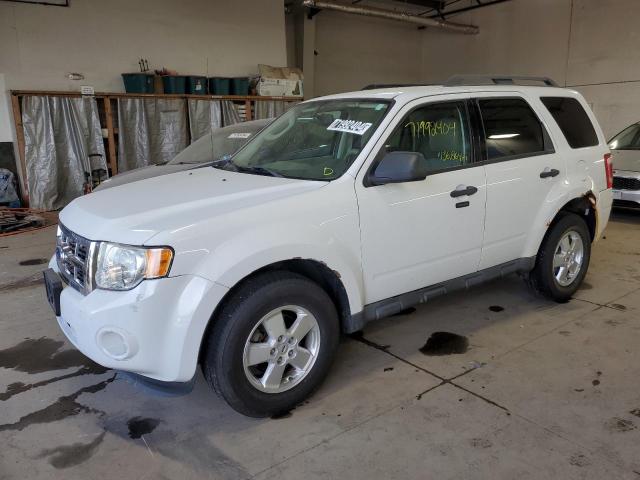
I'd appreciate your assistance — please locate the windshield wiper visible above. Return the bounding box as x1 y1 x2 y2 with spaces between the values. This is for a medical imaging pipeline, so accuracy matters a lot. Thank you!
211 156 238 171
238 165 283 177
211 157 283 177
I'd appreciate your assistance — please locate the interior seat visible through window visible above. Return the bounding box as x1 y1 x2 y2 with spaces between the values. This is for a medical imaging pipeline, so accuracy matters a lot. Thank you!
384 101 471 174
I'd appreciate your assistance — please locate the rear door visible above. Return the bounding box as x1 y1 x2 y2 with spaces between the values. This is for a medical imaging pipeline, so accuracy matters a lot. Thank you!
476 95 563 269
356 96 487 304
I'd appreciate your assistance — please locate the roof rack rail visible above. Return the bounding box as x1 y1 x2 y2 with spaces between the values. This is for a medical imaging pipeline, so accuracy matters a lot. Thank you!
361 83 434 90
444 75 559 87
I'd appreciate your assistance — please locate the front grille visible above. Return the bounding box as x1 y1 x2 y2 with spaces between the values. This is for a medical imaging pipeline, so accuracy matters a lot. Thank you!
613 176 640 191
56 224 94 294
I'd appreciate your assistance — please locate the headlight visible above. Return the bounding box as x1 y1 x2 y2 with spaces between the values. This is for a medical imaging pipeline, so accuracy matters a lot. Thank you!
94 242 173 291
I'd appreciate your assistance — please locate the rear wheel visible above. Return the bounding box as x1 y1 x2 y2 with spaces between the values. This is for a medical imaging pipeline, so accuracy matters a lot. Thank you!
202 272 339 417
529 212 591 302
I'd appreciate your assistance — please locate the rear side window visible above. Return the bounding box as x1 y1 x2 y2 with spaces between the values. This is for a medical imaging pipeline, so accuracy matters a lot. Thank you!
478 98 549 161
540 97 599 148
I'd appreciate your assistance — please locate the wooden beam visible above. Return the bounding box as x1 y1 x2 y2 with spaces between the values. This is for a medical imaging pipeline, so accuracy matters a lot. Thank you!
10 94 29 207
103 96 118 176
245 100 252 121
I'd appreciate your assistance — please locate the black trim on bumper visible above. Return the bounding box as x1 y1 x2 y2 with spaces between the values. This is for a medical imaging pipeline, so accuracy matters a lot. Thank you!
119 371 196 397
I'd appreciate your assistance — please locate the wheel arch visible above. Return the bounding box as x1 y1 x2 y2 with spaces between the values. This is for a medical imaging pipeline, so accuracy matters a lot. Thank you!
525 189 598 260
554 192 597 241
198 258 359 366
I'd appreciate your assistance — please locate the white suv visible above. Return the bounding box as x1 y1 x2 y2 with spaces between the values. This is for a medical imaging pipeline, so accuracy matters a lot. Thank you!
44 76 613 417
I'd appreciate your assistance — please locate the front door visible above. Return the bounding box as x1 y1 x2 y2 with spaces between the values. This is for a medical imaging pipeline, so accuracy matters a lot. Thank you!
356 98 487 304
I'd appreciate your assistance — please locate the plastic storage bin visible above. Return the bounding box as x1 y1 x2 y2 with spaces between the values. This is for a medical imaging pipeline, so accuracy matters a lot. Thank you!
230 77 249 96
121 73 154 94
162 76 187 94
209 77 231 95
186 76 207 95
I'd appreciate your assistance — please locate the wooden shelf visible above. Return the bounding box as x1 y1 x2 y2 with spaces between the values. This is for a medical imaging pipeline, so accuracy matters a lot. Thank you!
11 90 301 102
10 90 302 206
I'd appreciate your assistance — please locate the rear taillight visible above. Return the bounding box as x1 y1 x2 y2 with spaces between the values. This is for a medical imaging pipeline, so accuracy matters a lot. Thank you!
604 153 613 189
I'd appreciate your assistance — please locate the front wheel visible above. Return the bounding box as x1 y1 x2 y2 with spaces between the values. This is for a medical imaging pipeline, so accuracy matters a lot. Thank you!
529 212 591 302
202 272 339 417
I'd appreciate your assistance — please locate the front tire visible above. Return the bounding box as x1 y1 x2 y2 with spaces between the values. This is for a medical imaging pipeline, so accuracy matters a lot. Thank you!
202 272 339 417
529 212 591 302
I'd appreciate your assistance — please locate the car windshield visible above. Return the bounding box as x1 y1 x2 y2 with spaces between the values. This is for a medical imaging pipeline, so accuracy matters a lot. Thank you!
609 123 640 150
168 120 271 165
227 100 391 180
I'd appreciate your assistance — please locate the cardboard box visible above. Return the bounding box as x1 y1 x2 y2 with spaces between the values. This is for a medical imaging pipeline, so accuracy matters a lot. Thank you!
256 64 304 97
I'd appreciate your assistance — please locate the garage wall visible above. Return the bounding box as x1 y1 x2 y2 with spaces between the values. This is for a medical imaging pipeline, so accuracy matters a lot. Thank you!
313 10 423 96
419 0 640 138
0 75 14 143
0 0 287 92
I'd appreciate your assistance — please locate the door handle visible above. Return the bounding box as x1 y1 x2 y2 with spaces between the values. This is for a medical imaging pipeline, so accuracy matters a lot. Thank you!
450 185 478 198
540 168 560 178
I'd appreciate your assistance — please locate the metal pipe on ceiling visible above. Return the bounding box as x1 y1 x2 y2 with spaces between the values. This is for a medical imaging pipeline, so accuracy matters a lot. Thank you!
302 0 479 34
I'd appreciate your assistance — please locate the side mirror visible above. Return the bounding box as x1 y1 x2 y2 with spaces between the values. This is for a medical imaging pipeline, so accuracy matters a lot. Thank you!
368 151 428 186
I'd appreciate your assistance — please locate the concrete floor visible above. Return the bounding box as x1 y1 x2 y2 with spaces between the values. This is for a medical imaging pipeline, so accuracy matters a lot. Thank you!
1 211 640 480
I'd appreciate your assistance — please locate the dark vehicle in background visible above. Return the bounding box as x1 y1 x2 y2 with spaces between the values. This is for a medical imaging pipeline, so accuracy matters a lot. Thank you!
609 122 640 208
95 119 271 191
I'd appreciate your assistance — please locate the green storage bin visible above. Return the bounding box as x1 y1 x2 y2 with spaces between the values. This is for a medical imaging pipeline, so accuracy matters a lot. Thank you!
209 77 231 95
186 76 207 95
230 77 249 96
122 73 154 93
162 75 186 94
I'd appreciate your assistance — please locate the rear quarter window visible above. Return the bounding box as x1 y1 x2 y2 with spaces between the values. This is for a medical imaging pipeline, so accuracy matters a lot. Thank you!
540 97 599 148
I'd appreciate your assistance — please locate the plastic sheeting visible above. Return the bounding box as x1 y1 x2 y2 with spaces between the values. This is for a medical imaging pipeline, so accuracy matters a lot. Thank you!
117 98 188 171
254 100 298 120
188 100 241 142
22 96 106 210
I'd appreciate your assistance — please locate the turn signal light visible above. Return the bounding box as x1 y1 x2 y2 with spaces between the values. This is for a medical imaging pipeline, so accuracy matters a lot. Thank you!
604 153 613 189
145 248 174 279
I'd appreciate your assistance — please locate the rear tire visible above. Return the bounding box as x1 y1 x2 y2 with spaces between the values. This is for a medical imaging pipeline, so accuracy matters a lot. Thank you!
529 212 591 302
202 271 339 417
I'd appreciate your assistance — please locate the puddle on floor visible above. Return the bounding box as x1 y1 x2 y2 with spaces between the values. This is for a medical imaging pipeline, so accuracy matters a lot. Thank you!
0 337 104 374
420 332 469 356
38 432 105 469
19 258 48 266
0 376 115 432
127 417 160 439
392 307 416 317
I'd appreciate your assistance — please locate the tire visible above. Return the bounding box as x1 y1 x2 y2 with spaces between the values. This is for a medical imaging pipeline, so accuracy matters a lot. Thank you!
529 212 591 302
202 271 340 417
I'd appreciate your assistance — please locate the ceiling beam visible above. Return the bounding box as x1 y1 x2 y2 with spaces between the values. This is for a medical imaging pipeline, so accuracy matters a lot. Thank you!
303 0 479 34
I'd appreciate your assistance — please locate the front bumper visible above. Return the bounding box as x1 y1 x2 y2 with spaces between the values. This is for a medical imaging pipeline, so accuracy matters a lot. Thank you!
49 257 228 382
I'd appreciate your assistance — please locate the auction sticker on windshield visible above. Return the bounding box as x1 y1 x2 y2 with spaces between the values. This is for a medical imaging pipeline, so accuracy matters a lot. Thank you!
327 119 373 135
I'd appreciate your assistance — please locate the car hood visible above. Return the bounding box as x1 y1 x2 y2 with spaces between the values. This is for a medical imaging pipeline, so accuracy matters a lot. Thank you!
94 163 198 191
60 167 326 245
611 150 640 173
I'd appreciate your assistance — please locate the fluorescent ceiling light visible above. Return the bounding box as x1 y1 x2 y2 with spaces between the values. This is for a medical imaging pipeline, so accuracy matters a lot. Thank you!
489 133 520 139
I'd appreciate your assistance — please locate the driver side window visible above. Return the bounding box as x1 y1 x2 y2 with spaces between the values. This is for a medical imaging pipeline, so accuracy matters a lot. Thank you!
385 101 472 173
